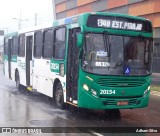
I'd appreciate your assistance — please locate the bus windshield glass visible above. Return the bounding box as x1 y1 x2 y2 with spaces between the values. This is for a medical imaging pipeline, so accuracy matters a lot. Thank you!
82 33 153 76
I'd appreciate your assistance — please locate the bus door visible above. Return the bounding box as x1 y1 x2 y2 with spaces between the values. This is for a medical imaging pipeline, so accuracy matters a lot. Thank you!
8 38 12 78
26 34 33 87
66 28 81 103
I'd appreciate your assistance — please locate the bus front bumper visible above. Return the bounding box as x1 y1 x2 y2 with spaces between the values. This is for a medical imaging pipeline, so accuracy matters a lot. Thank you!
78 91 150 110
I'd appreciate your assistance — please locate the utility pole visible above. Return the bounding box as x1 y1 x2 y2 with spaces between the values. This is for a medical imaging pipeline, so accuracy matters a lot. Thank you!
13 12 28 30
52 0 56 20
35 13 37 26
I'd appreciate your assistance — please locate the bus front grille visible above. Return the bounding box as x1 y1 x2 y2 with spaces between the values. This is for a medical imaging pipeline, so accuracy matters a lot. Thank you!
96 78 146 87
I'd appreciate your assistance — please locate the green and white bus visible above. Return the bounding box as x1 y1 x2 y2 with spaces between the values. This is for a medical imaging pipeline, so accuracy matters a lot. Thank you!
3 12 153 110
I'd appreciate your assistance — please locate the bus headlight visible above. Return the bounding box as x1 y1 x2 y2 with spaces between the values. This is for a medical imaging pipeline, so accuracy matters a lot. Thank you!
59 63 64 77
148 86 150 91
143 86 150 97
144 88 149 97
83 84 89 91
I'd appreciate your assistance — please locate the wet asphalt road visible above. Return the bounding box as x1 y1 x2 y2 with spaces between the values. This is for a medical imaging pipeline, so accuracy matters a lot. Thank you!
0 64 160 136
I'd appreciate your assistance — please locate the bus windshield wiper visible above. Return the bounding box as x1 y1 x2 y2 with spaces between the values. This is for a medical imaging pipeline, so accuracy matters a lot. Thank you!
103 31 111 58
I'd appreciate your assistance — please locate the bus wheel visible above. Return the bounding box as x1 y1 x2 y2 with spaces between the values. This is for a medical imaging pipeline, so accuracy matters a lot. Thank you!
15 72 22 91
54 82 65 109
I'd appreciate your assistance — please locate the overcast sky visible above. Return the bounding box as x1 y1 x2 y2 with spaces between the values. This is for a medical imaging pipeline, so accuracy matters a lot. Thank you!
0 0 53 45
0 0 53 33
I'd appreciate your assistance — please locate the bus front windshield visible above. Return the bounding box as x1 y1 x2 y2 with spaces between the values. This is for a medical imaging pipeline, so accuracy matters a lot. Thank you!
82 33 153 76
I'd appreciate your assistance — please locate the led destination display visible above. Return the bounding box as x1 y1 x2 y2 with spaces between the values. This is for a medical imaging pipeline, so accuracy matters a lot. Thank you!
87 15 152 32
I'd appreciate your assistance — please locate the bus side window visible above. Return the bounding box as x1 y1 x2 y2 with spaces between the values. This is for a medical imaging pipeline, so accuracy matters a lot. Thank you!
18 34 25 57
4 38 8 55
42 29 53 59
12 36 18 56
53 27 66 60
34 31 43 58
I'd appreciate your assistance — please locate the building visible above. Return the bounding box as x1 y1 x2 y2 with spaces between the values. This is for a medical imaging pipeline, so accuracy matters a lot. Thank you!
53 0 160 72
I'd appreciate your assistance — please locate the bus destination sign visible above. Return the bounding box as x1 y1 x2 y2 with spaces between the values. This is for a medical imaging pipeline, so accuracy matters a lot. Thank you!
97 19 142 31
87 15 152 32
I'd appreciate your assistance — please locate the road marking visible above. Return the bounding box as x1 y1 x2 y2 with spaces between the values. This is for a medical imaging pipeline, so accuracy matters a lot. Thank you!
89 130 103 136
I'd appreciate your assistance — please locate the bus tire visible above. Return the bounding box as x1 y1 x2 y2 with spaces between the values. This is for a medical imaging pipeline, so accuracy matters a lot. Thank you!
54 82 65 109
15 71 22 91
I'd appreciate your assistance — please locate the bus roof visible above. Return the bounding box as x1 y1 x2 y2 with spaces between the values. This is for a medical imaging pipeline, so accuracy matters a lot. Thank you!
18 22 53 34
5 12 151 36
4 32 18 38
53 12 150 26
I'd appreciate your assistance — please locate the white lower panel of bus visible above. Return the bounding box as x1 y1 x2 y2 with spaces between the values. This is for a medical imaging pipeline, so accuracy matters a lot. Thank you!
32 75 53 98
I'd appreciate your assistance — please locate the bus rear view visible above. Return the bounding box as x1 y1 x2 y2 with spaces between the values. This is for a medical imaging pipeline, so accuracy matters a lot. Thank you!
77 13 153 109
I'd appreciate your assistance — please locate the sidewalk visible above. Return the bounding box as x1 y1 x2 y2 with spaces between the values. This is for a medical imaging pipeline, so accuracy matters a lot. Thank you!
151 73 160 86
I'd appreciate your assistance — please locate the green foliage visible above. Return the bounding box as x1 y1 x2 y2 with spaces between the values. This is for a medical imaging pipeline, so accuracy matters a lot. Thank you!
151 85 160 92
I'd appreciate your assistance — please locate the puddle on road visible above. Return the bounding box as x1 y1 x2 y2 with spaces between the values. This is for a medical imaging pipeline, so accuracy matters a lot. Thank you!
29 116 73 127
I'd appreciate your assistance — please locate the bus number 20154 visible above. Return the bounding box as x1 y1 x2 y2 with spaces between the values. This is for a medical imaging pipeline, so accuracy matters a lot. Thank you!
100 90 116 95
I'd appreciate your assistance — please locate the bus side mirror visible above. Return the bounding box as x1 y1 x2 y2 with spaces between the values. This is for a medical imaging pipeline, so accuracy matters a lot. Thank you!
77 33 83 47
